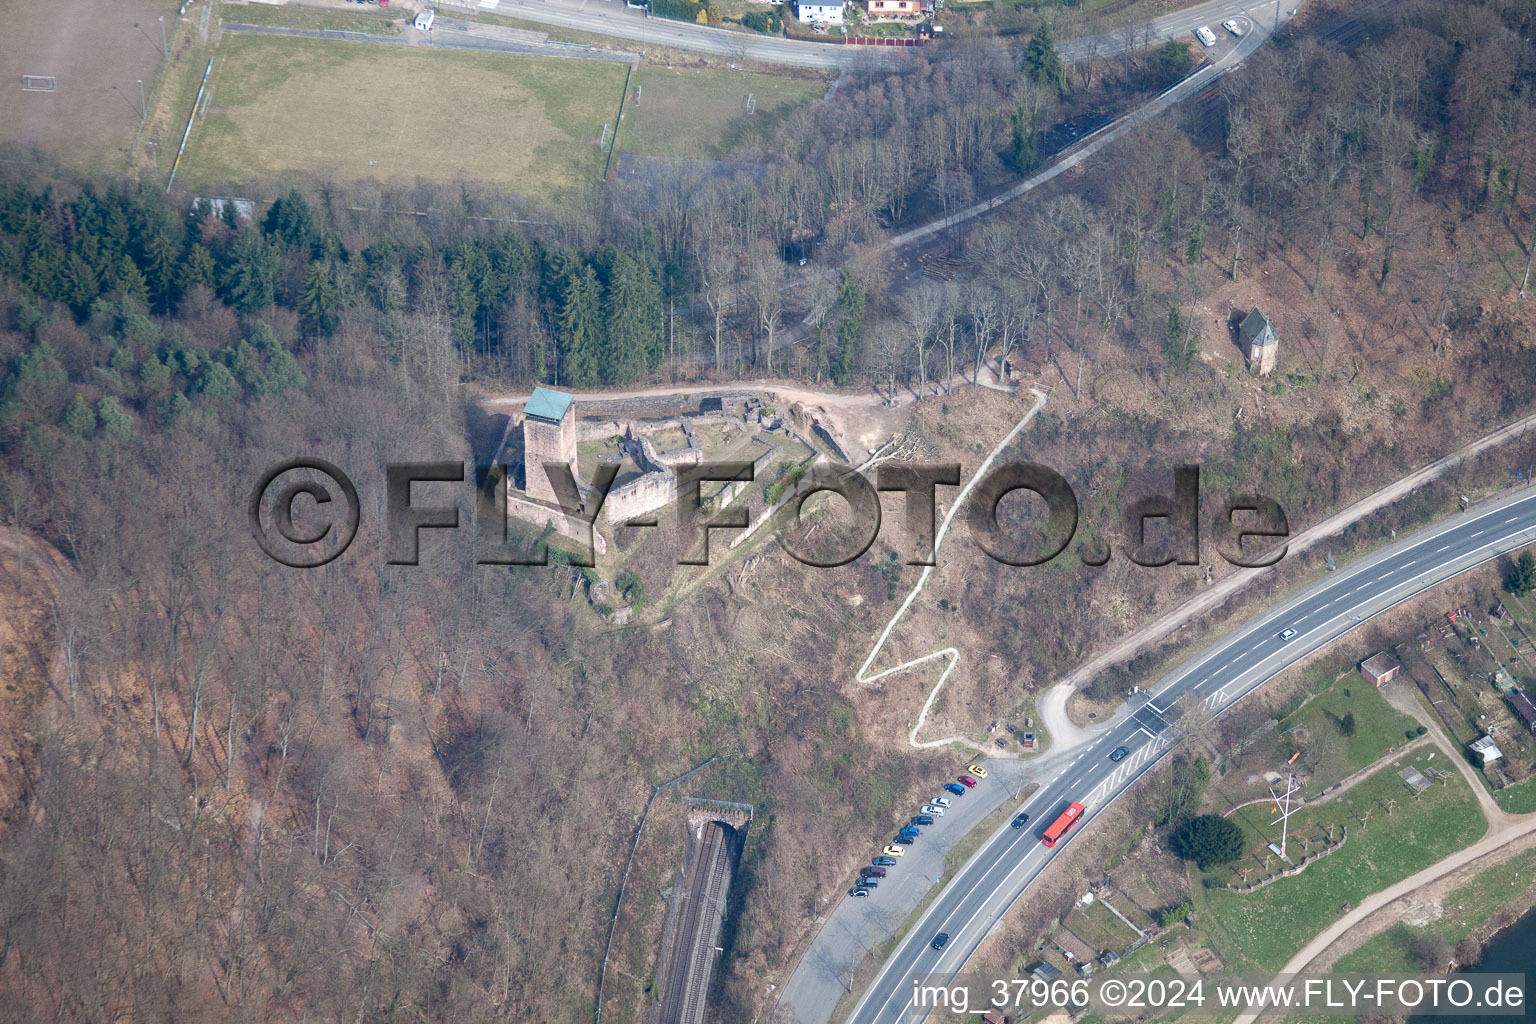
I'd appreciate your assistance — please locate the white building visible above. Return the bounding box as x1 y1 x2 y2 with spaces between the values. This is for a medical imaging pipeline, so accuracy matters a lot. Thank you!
414 8 435 30
795 0 844 23
1470 735 1504 765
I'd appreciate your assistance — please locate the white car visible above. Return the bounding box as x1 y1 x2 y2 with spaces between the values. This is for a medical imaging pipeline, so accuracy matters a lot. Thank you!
1195 25 1217 47
1278 628 1298 641
1222 18 1245 36
921 804 946 817
933 796 952 808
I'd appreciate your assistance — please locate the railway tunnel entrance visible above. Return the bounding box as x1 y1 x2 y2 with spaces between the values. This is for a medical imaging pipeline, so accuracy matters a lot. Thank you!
652 800 751 1024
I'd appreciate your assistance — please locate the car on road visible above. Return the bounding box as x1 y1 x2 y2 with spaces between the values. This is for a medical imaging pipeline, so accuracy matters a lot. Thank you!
944 783 966 796
1110 746 1130 761
1011 812 1030 829
882 844 906 857
1195 25 1218 47
966 763 988 779
958 775 978 788
861 866 887 879
899 826 920 837
848 887 869 898
931 932 950 950
911 815 934 826
1222 18 1245 36
921 804 945 816
933 796 953 807
873 855 898 867
893 834 915 845
1278 627 1298 641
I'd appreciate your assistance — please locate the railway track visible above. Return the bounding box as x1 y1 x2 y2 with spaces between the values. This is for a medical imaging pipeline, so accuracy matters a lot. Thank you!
656 821 734 1024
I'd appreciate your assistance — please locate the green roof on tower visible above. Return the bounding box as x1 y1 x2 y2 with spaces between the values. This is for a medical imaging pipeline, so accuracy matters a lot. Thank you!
525 387 574 423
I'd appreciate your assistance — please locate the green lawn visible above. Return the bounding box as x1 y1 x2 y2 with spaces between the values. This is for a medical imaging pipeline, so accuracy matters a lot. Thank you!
1276 672 1422 788
1325 842 1536 978
182 34 627 197
1195 755 1487 971
620 65 827 159
1494 775 1536 814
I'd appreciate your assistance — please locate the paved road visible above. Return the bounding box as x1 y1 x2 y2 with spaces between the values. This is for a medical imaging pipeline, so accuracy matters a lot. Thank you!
841 486 1536 1024
442 0 1272 70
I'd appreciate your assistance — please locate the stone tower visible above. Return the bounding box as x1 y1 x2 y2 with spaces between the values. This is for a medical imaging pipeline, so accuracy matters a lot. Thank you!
522 387 576 504
1239 307 1278 376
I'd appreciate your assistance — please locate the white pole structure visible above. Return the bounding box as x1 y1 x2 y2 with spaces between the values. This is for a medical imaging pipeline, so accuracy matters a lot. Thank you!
1268 772 1301 862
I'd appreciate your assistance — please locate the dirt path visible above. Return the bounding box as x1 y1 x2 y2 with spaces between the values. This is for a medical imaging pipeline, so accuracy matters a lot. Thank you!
1231 811 1536 1024
1041 411 1536 707
1036 682 1100 753
1378 678 1514 827
854 389 1049 749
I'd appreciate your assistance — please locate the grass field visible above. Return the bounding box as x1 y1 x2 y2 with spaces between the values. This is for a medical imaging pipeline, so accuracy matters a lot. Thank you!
180 35 628 197
1195 756 1486 971
1494 776 1536 814
1276 673 1422 787
620 65 827 159
218 3 402 35
0 0 181 171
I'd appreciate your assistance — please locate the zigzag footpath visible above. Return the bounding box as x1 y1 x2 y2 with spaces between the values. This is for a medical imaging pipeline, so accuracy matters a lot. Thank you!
853 389 1048 748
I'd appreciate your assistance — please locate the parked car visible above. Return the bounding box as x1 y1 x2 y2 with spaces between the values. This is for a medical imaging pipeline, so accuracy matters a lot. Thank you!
931 932 950 950
1195 25 1217 46
899 826 920 837
893 834 915 845
921 804 946 816
995 738 1008 748
911 815 935 826
882 845 906 858
958 776 978 788
1222 18 1245 35
1011 812 1030 829
1110 746 1130 761
849 887 869 898
966 763 988 779
873 855 898 867
857 877 878 889
934 796 952 807
944 783 966 796
861 866 887 879
1278 628 1297 641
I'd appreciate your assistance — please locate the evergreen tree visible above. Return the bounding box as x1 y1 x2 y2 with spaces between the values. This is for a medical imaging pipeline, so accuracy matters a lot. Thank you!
603 252 663 384
96 395 134 438
1508 550 1536 597
109 254 150 310
296 260 341 337
263 189 318 254
831 269 864 386
62 394 97 436
1172 814 1244 869
556 263 604 387
143 228 183 313
0 340 68 431
180 243 216 293
59 252 101 316
1023 22 1067 95
223 230 279 313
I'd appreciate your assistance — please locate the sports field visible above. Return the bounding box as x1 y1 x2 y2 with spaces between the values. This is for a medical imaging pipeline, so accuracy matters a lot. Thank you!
620 65 827 159
180 35 629 197
0 0 180 171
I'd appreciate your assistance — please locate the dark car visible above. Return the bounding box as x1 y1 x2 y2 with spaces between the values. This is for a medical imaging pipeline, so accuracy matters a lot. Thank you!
1110 746 1130 761
873 856 897 867
944 782 966 796
857 877 878 889
861 866 887 879
1011 812 1030 829
911 815 934 826
931 932 950 950
893 834 915 845
899 826 920 837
